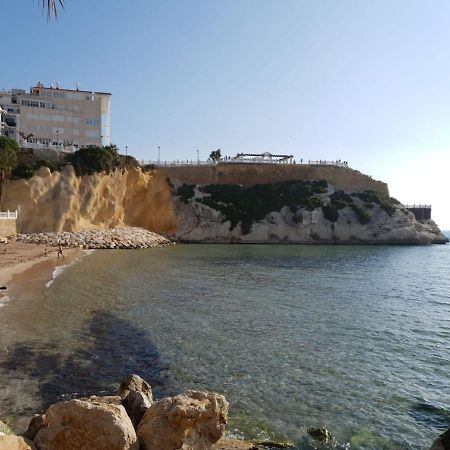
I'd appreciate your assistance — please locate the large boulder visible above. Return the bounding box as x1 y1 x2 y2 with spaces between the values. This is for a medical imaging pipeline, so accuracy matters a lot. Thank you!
118 374 153 428
0 435 36 450
430 428 450 450
137 390 229 450
34 396 138 450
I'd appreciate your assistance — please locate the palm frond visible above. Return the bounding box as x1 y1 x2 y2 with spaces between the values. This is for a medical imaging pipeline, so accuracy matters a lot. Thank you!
40 0 65 20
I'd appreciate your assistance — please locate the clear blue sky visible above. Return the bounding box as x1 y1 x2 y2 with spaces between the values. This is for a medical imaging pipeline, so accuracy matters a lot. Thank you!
3 1 450 228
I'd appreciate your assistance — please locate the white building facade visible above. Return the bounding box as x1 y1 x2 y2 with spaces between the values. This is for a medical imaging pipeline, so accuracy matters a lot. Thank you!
0 83 111 152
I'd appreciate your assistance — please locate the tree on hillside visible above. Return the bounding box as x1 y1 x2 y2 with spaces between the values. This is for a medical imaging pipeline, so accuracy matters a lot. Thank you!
209 149 221 162
0 136 19 209
65 145 138 176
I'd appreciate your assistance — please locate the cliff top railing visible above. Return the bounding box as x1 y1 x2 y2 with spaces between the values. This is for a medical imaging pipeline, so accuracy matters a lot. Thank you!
141 159 350 168
0 210 18 220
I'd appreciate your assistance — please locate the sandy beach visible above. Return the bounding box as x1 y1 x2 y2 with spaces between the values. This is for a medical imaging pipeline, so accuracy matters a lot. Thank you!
0 240 82 287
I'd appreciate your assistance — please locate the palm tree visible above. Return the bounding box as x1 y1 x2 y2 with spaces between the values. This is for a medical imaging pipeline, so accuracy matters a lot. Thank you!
40 0 65 19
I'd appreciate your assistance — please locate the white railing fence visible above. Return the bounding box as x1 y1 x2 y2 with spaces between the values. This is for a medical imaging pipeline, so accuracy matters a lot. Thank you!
0 210 18 219
140 159 350 168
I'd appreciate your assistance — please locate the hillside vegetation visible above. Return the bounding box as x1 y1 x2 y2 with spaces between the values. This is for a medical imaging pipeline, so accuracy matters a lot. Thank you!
177 180 400 235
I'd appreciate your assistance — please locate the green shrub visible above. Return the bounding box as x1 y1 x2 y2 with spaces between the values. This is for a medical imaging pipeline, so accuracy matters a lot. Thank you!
197 180 327 234
322 204 339 222
351 190 397 216
351 204 371 224
330 190 353 208
177 184 196 203
11 164 36 179
65 145 137 176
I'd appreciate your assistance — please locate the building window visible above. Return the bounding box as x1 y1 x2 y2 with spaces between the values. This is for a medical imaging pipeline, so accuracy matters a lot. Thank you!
85 118 100 126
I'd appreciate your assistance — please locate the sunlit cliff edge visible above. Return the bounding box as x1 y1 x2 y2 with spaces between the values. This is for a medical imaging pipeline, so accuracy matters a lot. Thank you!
2 164 447 244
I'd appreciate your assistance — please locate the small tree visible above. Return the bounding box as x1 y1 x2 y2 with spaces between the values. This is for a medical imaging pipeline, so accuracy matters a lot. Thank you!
0 136 19 209
209 149 221 162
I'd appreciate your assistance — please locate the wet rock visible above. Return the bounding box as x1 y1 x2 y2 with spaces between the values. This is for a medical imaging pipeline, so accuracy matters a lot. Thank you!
212 438 258 449
430 428 450 450
118 374 153 428
23 414 47 440
0 435 36 450
34 397 138 450
137 390 228 450
307 426 334 444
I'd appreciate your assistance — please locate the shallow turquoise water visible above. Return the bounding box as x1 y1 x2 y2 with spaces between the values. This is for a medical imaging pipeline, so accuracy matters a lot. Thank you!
1 242 449 449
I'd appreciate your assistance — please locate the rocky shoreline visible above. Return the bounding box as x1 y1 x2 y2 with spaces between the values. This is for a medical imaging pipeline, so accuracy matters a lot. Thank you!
15 228 173 250
1 374 447 450
0 374 295 450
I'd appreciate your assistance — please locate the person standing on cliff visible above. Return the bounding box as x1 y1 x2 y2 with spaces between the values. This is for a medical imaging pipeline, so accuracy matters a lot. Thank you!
57 244 64 259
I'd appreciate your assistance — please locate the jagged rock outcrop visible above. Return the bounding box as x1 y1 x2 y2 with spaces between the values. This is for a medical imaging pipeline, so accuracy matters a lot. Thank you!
137 390 229 450
3 166 177 235
33 396 139 450
173 181 448 244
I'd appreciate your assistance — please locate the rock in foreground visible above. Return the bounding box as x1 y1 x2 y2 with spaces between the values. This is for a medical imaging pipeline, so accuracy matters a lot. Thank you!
34 396 138 450
15 227 172 249
137 390 229 450
0 435 36 450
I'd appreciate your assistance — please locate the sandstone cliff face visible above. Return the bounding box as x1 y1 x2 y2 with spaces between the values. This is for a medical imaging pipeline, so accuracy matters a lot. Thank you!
172 182 448 245
2 167 177 235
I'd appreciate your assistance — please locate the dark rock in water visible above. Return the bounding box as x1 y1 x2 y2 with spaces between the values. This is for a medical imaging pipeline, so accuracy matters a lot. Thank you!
430 428 450 450
307 426 334 443
410 402 450 429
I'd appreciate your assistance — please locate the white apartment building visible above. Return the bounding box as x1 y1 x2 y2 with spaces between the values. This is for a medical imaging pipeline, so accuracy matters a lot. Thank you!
0 82 111 152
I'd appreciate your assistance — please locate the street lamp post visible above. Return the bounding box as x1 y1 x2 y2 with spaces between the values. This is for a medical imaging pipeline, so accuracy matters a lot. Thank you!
125 146 128 156
158 146 160 165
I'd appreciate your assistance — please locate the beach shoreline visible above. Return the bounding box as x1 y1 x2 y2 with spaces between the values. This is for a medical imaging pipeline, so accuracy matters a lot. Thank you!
0 240 83 288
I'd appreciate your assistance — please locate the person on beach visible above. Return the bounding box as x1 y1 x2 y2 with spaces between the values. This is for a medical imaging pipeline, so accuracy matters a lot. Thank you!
57 244 64 259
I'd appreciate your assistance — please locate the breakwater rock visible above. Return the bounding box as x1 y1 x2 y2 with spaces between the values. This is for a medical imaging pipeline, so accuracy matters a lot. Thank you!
15 228 173 249
0 374 229 450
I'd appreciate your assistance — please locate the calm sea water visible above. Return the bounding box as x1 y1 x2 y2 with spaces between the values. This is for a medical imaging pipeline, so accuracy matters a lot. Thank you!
1 240 450 449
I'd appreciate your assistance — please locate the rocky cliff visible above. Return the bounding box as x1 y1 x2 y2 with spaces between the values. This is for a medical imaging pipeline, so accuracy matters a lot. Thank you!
2 166 177 235
172 180 448 245
2 166 447 244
